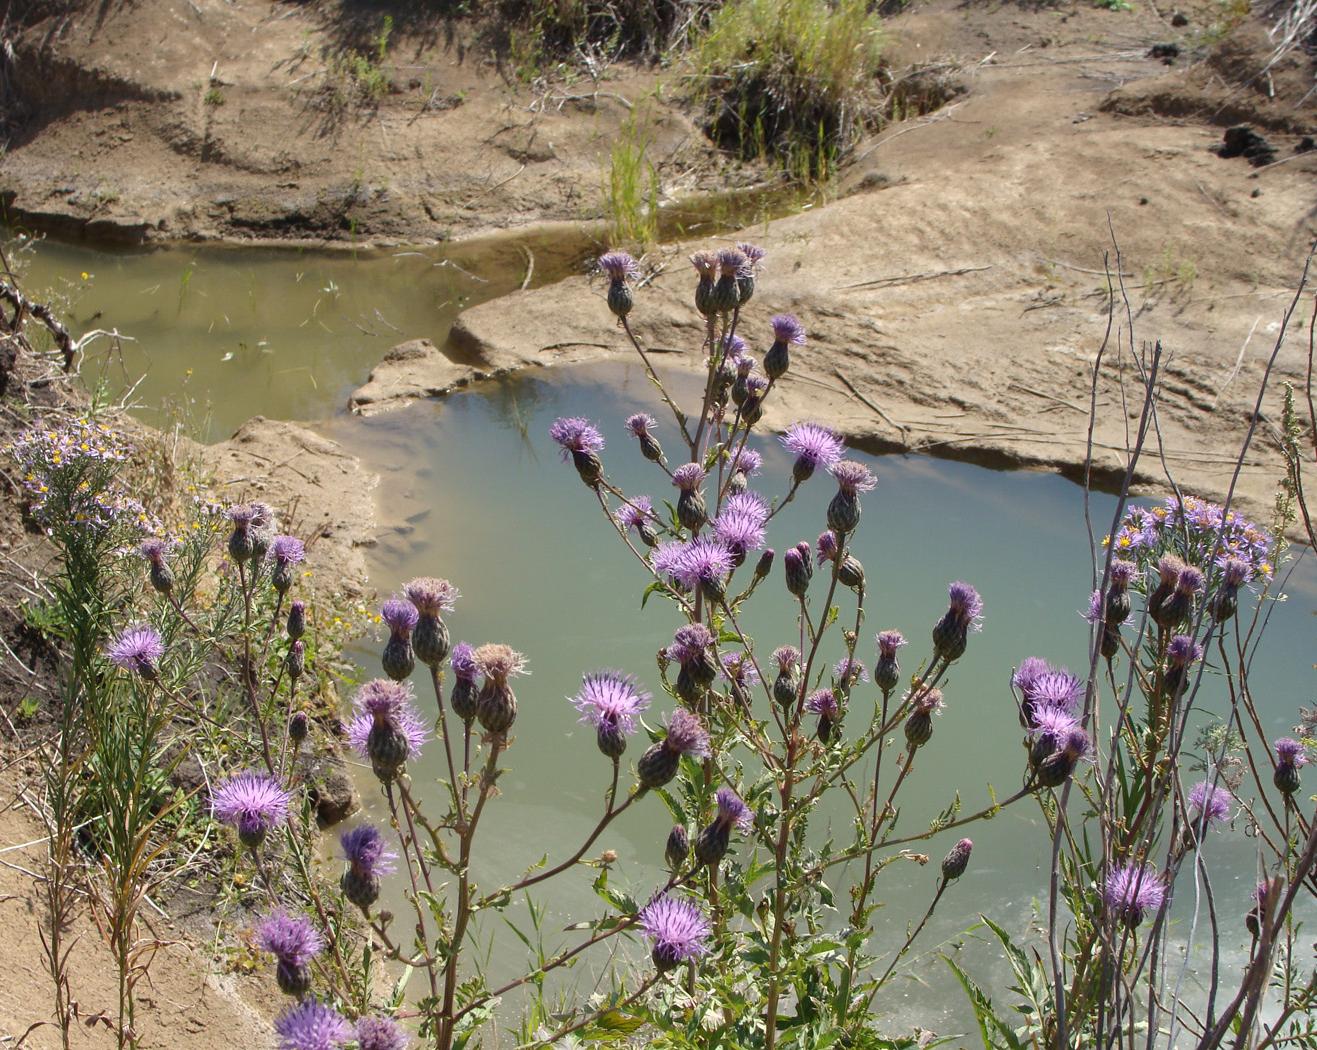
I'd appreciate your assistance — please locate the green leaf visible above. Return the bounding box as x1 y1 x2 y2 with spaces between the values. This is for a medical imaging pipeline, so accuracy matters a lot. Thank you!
943 955 1026 1050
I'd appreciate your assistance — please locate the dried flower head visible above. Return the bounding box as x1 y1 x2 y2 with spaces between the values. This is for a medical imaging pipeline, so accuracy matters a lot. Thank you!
474 643 529 683
834 656 869 685
402 577 459 616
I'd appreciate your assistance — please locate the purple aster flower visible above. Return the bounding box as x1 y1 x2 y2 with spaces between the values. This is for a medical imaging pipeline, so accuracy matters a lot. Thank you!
355 1016 410 1050
402 577 459 616
817 530 839 564
107 625 164 679
599 251 639 281
1187 780 1232 826
672 462 706 492
638 895 711 972
724 490 769 524
615 494 655 531
549 417 605 457
830 460 877 495
1167 635 1204 667
664 708 711 758
341 824 398 879
345 679 430 764
1103 863 1166 927
720 650 760 687
771 314 806 344
380 598 419 637
714 786 752 831
876 630 906 658
212 771 291 848
450 642 479 681
1275 737 1309 767
731 447 762 477
772 645 801 673
270 535 306 565
256 910 323 993
572 670 651 734
274 998 352 1050
626 412 656 437
671 536 734 593
714 506 766 558
780 422 843 479
834 656 869 685
806 688 839 718
667 623 714 665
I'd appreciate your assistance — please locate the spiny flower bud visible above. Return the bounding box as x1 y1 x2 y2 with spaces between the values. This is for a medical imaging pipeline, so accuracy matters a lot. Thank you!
1273 737 1308 795
771 646 801 708
226 504 258 564
288 710 309 744
665 824 690 869
694 786 751 867
404 577 458 669
287 599 307 641
691 251 718 318
269 536 305 595
874 630 905 693
600 252 638 319
764 314 803 380
904 709 933 748
931 582 983 663
735 243 764 304
712 248 746 314
783 546 810 597
636 710 710 790
286 639 305 681
941 838 972 880
380 598 418 682
753 548 775 580
449 642 479 723
549 417 606 488
826 461 876 535
474 643 529 736
837 554 865 590
139 538 173 595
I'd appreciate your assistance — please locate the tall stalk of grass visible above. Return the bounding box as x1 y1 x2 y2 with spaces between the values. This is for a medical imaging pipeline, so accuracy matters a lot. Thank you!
604 116 660 252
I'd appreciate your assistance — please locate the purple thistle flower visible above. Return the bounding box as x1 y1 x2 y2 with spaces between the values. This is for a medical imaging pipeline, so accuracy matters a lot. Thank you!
212 771 291 847
771 314 806 344
572 670 651 734
745 374 769 396
731 447 762 477
627 412 657 437
638 895 711 971
735 354 757 377
615 495 655 531
1218 556 1252 589
652 540 687 584
721 333 749 361
1167 635 1204 668
1031 670 1084 714
667 623 714 664
664 708 711 758
345 679 430 761
1187 780 1232 826
780 422 843 476
724 490 769 524
599 251 639 281
1275 737 1309 767
876 630 906 658
1013 657 1052 696
107 625 164 678
1109 560 1138 587
817 530 839 564
946 581 984 632
671 537 734 592
721 650 760 686
355 1016 410 1050
227 503 259 527
403 577 459 616
717 247 750 277
549 417 605 457
341 824 398 879
806 688 839 718
772 645 801 672
256 910 324 969
714 786 753 831
1084 589 1104 624
737 242 767 267
1176 565 1205 595
450 642 479 681
834 656 869 684
274 999 353 1050
139 537 169 565
380 598 419 636
270 535 306 565
1103 863 1166 927
830 460 877 495
672 462 706 492
714 506 766 557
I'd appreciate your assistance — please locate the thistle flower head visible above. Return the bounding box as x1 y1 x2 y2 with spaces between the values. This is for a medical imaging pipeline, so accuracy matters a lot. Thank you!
346 680 429 760
714 786 752 831
714 506 766 555
664 708 710 758
139 537 169 565
830 460 876 494
735 354 757 377
1218 556 1252 589
340 824 398 878
1187 780 1232 825
474 643 529 683
876 630 907 658
716 247 749 277
638 895 711 967
380 598 418 635
720 650 760 686
667 623 713 664
212 771 291 842
1030 706 1080 748
941 838 973 880
615 495 654 531
771 314 806 344
1032 670 1083 713
690 251 717 278
737 242 767 267
942 581 984 633
746 375 769 395
721 333 748 361
1176 565 1205 595
572 670 651 734
626 412 656 437
270 535 306 565
780 422 843 472
599 251 639 281
1275 737 1309 767
652 541 685 583
402 577 459 616
911 686 945 714
1167 634 1204 668
730 447 762 477
1013 657 1052 695
772 645 801 672
1156 555 1186 587
355 1017 410 1050
549 417 605 458
724 490 769 524
671 536 734 591
817 530 839 564
806 688 839 718
107 625 164 677
834 656 869 684
227 503 259 527
672 462 706 492
450 642 479 681
256 910 324 969
1103 863 1165 927
274 998 353 1050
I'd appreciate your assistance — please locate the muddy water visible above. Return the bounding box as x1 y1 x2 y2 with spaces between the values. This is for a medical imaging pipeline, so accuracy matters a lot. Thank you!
325 362 1316 1028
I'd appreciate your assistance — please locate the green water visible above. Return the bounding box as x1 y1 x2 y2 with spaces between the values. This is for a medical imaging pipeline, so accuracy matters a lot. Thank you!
324 362 1316 1030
